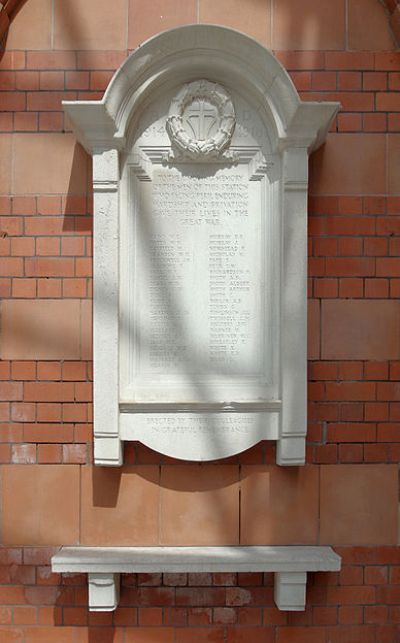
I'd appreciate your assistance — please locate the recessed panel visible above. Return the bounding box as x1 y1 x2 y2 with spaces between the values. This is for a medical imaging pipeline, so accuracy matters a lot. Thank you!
119 80 280 459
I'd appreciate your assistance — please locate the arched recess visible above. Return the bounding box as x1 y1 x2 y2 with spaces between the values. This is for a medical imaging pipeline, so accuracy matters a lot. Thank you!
64 24 339 466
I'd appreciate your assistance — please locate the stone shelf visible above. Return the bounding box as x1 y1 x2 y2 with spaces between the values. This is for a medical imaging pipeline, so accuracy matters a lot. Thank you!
52 546 341 612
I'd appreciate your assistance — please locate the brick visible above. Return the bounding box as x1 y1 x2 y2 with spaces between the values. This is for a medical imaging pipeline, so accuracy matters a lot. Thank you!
37 362 62 381
12 278 36 297
338 278 363 298
276 627 326 642
62 361 87 381
390 361 400 379
13 134 88 196
27 51 77 70
0 52 25 71
390 237 400 255
38 443 62 463
11 443 36 464
322 300 400 360
27 90 76 111
37 197 62 216
310 134 386 195
15 71 39 91
289 71 312 91
321 465 398 545
0 299 83 360
377 382 400 400
54 0 128 50
0 91 26 111
0 217 23 236
12 197 37 215
338 71 362 90
137 608 162 626
377 93 400 111
339 402 366 422
11 237 35 256
338 444 363 462
37 279 62 298
327 423 376 442
242 465 318 543
6 0 52 50
363 71 388 91
130 1 196 49
13 606 37 625
364 565 388 585
62 403 87 422
339 565 363 585
363 113 387 132
62 278 87 298
389 113 400 131
39 71 65 90
36 237 61 256
24 382 75 402
325 625 375 643
364 238 387 256
66 71 89 90
314 278 338 298
14 112 38 132
363 444 388 462
326 258 375 277
388 134 400 195
377 422 400 441
90 70 114 91
2 465 79 545
39 112 64 132
0 382 23 401
23 423 74 443
26 258 74 277
311 71 337 90
272 0 345 50
0 71 15 90
337 113 362 132
76 51 126 71
326 52 374 70
349 0 395 50
377 216 400 235
0 257 23 276
11 402 36 423
0 112 13 132
365 403 389 421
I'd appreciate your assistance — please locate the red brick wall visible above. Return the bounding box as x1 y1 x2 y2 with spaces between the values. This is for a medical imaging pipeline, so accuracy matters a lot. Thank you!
0 1 399 641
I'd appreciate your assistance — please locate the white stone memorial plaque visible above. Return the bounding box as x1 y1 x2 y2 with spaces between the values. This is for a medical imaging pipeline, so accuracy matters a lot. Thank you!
63 25 339 464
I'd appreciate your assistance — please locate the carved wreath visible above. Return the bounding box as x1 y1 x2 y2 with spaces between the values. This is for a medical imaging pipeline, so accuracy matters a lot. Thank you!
166 80 236 162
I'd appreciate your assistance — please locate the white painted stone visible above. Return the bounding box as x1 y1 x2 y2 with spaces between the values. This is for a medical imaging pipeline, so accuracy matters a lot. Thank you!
52 546 341 612
63 25 339 465
274 571 307 611
88 573 120 612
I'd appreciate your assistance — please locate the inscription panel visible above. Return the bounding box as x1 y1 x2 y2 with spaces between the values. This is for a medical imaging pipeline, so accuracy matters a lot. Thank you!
129 164 272 401
120 411 279 460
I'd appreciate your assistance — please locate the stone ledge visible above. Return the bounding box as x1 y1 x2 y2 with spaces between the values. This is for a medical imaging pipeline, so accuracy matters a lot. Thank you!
52 546 341 612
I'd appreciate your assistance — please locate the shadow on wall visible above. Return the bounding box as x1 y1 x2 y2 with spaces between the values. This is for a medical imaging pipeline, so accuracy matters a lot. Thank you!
62 144 93 231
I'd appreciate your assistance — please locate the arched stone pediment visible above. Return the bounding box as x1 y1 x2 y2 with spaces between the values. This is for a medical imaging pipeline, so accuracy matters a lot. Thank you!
64 25 338 155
